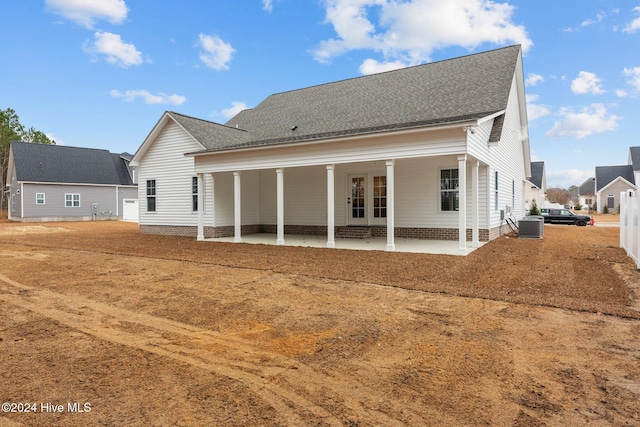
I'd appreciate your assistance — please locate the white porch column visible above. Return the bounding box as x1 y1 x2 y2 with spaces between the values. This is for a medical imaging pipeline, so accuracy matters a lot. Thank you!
209 173 215 228
386 160 395 251
471 161 480 247
276 168 285 245
458 155 467 253
326 164 335 248
233 171 242 242
197 173 205 241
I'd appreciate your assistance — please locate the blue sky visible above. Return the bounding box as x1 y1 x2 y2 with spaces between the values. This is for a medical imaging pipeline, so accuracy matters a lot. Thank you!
1 0 639 189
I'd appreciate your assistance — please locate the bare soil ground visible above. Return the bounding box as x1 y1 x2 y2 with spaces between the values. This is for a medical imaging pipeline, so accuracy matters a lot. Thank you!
0 218 639 426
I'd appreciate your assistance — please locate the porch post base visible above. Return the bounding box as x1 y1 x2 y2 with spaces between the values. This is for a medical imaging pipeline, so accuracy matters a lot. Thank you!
327 241 335 248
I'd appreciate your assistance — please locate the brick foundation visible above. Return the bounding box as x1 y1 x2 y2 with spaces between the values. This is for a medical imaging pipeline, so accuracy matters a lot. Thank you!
141 224 493 242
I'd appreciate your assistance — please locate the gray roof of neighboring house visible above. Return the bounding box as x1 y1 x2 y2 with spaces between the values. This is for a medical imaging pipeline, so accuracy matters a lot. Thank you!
629 146 640 171
529 161 544 189
176 45 521 153
595 165 635 192
579 177 595 196
11 142 135 186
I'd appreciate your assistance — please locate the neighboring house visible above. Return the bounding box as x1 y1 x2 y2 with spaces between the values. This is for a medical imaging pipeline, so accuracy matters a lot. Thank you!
131 45 531 253
592 146 640 213
7 142 138 222
629 146 640 187
524 161 546 212
595 165 636 213
578 177 596 211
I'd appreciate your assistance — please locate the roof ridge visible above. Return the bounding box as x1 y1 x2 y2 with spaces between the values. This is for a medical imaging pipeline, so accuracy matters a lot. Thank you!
263 44 521 99
168 110 248 132
12 141 114 154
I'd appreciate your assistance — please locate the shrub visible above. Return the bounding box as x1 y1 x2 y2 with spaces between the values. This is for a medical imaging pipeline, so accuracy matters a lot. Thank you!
528 199 541 216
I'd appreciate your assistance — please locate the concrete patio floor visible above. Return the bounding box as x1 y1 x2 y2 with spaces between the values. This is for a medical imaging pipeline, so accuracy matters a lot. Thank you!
206 233 485 256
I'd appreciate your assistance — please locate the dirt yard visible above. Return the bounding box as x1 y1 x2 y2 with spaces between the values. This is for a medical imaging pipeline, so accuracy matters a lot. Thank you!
0 218 639 426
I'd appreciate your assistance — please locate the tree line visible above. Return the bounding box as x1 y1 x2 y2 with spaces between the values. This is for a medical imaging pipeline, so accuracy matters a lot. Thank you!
1 108 55 213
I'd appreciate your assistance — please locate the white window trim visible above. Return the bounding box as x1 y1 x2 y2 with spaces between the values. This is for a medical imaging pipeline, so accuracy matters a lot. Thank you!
146 179 157 213
36 193 45 205
65 193 80 207
439 167 459 213
494 170 499 211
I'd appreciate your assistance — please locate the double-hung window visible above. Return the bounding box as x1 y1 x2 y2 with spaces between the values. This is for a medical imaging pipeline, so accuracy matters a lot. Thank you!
146 180 156 212
36 193 45 205
373 176 387 218
494 171 499 211
65 193 80 207
192 177 198 212
440 169 459 211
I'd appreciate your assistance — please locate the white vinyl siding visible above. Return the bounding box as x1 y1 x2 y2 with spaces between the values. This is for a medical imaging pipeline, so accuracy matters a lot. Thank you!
486 73 528 229
137 121 211 227
194 127 465 173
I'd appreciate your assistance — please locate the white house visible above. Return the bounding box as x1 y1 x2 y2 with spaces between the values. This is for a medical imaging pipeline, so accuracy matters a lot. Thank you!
131 45 531 254
524 161 546 212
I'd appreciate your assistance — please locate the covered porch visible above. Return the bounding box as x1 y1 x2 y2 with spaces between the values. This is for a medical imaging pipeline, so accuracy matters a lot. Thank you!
193 154 489 255
206 232 485 255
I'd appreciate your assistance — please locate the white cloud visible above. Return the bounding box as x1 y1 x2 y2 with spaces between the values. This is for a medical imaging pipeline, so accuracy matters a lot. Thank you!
359 58 408 75
571 71 605 95
547 169 593 188
525 94 550 121
313 0 533 71
46 133 64 145
45 0 128 28
221 101 249 118
525 73 544 87
616 89 628 98
198 34 235 70
84 31 143 67
623 67 640 91
262 0 278 12
623 6 640 33
580 11 606 28
564 11 606 32
110 89 186 105
547 103 621 139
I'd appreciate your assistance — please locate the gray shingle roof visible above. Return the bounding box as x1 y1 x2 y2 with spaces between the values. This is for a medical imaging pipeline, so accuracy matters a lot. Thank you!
181 45 520 152
579 177 595 196
168 112 251 149
595 165 635 191
529 161 544 189
629 146 640 171
11 142 135 186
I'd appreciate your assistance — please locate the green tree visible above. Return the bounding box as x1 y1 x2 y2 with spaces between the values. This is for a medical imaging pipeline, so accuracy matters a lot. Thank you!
1 108 55 213
528 198 541 216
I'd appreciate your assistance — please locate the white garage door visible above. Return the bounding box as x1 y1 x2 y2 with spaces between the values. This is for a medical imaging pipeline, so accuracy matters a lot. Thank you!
122 198 139 222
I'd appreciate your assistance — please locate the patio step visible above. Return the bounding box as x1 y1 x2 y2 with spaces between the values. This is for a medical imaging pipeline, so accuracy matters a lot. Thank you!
335 226 372 239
